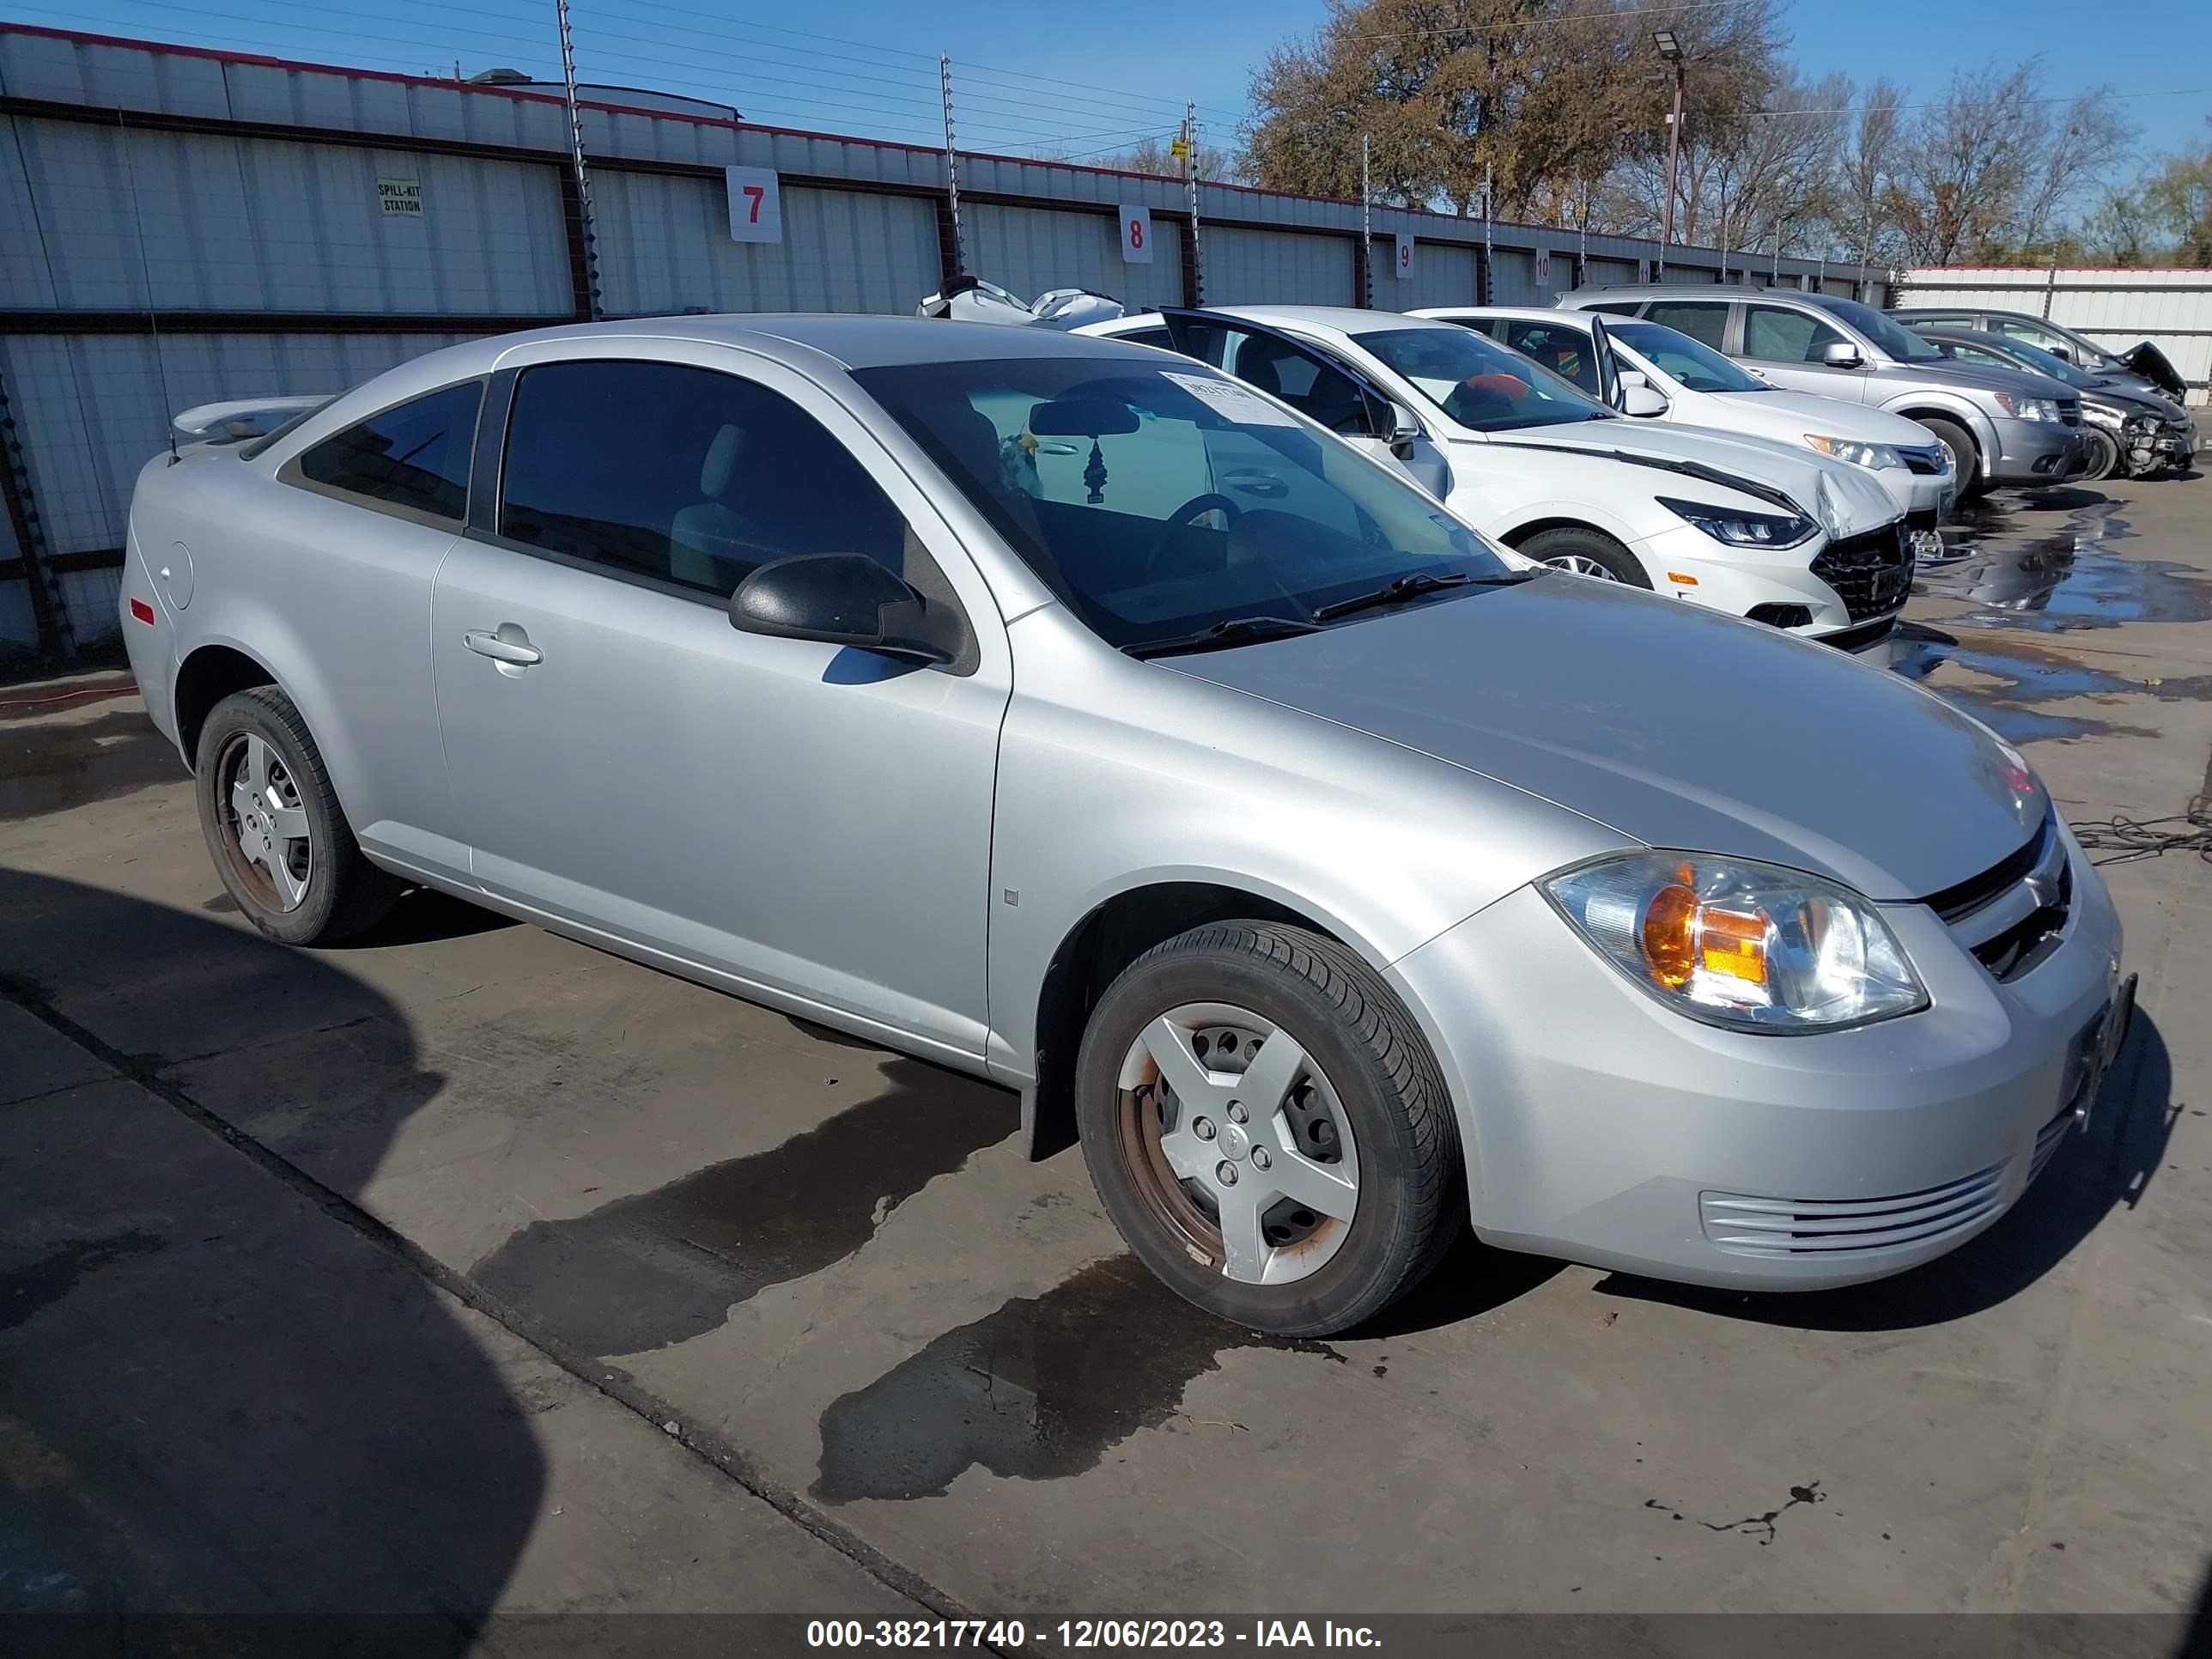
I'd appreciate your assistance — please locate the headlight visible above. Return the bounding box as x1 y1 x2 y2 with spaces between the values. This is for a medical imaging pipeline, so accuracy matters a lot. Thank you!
1804 434 1903 470
1993 393 2062 422
1543 852 1928 1033
1656 495 1817 550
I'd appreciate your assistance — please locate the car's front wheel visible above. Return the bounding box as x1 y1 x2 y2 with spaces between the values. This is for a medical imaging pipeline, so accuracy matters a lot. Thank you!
194 686 400 945
1074 922 1462 1337
2077 427 2119 483
1916 416 1984 499
1516 526 1651 587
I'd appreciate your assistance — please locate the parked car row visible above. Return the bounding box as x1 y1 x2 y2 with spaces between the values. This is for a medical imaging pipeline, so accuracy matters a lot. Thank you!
118 295 2136 1340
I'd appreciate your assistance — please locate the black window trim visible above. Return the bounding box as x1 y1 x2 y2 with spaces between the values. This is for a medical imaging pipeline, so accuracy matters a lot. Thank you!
276 374 489 532
460 355 981 673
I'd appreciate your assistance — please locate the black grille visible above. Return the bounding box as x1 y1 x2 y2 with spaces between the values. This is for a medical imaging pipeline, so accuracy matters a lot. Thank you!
1972 859 2071 981
1905 507 1940 532
1820 617 1897 653
1923 814 2053 922
1810 524 1912 623
1899 445 1948 476
2057 399 2081 427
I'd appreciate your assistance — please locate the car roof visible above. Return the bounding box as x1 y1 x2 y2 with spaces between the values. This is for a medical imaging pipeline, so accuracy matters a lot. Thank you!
1413 306 1578 325
400 313 1169 378
1197 304 1443 334
1561 284 1851 312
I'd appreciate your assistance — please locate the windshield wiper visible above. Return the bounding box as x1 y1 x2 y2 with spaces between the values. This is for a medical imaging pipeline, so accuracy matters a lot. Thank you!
1310 569 1521 622
1125 614 1322 659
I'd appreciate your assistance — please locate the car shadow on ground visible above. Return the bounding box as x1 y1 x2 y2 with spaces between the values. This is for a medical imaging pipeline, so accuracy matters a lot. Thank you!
0 867 540 1642
1589 1010 2179 1334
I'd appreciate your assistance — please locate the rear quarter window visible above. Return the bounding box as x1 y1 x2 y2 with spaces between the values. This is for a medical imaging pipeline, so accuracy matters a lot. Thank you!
286 380 483 526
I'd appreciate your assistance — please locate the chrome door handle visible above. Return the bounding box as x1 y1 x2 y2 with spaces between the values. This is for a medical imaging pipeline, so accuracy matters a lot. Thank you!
462 629 541 666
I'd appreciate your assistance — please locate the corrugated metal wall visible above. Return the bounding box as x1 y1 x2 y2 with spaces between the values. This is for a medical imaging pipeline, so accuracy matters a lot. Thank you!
1894 267 2210 403
1487 249 1538 305
3 119 571 315
1 332 483 556
1205 227 1355 306
596 173 939 315
1389 241 1479 310
1584 256 1639 289
964 204 1184 313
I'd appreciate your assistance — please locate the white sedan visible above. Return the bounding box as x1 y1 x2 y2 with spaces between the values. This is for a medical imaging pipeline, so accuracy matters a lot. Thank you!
1081 305 1914 653
1414 306 1956 560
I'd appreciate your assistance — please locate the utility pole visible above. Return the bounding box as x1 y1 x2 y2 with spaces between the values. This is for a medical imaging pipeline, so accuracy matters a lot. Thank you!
1360 133 1373 306
939 55 966 275
1653 30 1686 280
555 0 602 320
1182 102 1204 304
1482 160 1493 295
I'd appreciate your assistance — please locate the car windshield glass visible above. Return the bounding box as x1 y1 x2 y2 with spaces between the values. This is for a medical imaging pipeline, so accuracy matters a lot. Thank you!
1351 326 1613 431
1990 338 2098 389
1824 298 1942 361
1610 322 1769 392
854 356 1514 652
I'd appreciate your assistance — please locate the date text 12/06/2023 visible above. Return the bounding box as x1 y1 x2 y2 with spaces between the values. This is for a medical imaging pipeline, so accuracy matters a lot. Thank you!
805 1621 1383 1649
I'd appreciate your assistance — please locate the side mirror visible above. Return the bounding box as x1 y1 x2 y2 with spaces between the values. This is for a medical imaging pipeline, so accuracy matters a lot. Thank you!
1820 341 1866 368
1385 399 1422 460
1620 381 1669 417
730 552 961 666
2043 343 2075 364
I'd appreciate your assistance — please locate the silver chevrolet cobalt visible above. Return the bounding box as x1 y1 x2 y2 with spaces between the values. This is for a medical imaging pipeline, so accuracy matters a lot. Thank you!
121 317 2132 1336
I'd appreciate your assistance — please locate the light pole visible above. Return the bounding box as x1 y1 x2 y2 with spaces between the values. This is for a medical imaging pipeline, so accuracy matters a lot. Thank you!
1654 29 1685 279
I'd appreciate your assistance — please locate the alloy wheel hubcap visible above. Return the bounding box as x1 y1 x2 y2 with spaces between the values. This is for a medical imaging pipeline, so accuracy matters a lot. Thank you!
222 732 313 912
1545 554 1619 581
1117 1003 1360 1286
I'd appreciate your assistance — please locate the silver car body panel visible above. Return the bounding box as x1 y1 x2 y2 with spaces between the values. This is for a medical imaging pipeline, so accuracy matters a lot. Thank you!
120 313 2124 1294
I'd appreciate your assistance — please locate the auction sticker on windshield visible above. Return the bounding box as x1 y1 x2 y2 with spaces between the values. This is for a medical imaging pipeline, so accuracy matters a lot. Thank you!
1164 372 1300 428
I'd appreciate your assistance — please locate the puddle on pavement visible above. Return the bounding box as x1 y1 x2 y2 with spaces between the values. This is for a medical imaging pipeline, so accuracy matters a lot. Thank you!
468 1060 1018 1358
0 710 184 822
811 1253 1338 1504
1917 493 2212 629
1892 623 2205 744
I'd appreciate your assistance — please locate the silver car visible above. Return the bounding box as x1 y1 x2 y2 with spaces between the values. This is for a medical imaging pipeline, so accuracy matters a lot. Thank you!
120 317 2134 1337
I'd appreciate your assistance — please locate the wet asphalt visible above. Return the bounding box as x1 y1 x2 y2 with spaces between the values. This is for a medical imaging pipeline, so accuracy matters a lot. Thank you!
3 469 2211 1627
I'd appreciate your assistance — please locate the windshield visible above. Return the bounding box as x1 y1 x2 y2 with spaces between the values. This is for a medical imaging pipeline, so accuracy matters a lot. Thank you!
1351 326 1614 432
1822 298 1943 362
854 357 1515 653
1990 338 2098 389
1610 321 1769 393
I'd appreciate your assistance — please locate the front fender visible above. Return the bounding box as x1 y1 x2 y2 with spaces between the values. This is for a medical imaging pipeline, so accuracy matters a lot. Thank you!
1875 392 1999 460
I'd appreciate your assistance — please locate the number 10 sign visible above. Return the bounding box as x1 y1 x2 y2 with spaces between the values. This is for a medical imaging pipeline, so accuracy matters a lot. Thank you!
725 166 784 244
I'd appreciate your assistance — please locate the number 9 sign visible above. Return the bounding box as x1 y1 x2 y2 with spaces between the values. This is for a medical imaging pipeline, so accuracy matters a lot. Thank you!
1394 233 1413 281
1120 204 1154 264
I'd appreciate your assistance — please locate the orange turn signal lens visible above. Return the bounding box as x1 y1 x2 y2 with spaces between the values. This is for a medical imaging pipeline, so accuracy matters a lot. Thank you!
1666 572 1699 586
1641 883 1698 989
1698 905 1769 986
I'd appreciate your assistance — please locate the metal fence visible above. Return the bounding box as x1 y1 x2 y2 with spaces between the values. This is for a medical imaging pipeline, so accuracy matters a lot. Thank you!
0 21 1883 655
1894 266 2212 407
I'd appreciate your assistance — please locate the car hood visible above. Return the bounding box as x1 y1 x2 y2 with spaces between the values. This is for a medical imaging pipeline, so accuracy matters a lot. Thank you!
1166 577 2044 902
1877 358 2076 402
1705 387 1937 448
1488 418 1903 539
2119 342 2188 400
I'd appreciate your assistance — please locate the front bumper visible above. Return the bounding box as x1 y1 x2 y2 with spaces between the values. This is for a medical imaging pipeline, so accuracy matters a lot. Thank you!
1984 417 2083 486
1389 826 2125 1291
1628 520 1904 652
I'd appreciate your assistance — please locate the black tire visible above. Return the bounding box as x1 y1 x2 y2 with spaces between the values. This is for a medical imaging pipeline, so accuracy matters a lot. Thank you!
2076 428 2119 483
1516 526 1652 588
1915 415 1984 499
1074 921 1463 1338
194 686 401 945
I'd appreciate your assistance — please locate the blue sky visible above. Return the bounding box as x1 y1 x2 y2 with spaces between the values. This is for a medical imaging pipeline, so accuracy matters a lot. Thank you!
37 0 2212 166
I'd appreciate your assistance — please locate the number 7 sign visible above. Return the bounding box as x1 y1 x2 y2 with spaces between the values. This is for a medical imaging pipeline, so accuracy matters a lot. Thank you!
725 166 784 245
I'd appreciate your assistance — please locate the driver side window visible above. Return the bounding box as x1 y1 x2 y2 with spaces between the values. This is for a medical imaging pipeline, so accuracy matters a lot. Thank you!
1176 324 1379 436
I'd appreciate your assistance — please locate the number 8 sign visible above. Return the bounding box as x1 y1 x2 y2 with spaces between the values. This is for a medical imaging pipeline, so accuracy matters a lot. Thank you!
725 166 784 245
1120 204 1153 264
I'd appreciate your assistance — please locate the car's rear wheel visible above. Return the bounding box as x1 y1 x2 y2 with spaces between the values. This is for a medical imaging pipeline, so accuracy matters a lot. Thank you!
1916 416 1984 499
1516 526 1651 588
1074 921 1462 1337
2076 428 2119 483
194 686 400 945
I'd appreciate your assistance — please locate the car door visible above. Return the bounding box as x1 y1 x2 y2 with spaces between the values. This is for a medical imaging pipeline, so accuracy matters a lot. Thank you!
264 378 483 884
429 341 1011 1059
1157 308 1454 501
1740 302 1872 401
